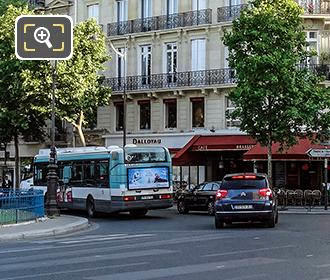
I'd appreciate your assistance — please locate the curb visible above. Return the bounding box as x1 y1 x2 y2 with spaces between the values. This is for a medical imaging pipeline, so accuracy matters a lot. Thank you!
279 211 330 215
0 216 90 241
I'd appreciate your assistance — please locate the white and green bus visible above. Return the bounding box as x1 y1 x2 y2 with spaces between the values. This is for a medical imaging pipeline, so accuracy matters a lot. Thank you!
32 145 173 217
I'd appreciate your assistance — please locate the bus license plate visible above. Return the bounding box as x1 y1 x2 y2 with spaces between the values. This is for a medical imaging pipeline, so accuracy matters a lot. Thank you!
141 196 154 200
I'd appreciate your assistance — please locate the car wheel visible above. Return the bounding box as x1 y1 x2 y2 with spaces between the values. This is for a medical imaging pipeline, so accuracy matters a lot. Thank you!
87 197 97 218
266 212 276 228
215 217 224 229
129 209 148 217
207 201 215 216
177 200 189 214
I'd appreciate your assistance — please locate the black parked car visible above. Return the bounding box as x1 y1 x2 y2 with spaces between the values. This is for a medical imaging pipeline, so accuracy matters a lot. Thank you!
177 181 222 215
214 173 278 229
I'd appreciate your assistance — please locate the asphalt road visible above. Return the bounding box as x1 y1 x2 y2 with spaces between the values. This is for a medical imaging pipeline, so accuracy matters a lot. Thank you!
1 208 330 280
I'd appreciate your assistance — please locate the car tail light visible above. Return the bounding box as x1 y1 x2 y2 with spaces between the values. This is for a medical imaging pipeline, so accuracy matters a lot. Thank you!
216 190 228 200
259 188 272 198
66 191 73 203
232 175 256 179
123 196 136 201
160 194 172 199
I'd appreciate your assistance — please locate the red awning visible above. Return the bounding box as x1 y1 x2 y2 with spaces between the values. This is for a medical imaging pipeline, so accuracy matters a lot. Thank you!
172 135 256 166
243 138 324 161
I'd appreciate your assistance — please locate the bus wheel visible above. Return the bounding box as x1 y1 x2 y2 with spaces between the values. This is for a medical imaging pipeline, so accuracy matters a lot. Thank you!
129 209 148 217
87 197 97 218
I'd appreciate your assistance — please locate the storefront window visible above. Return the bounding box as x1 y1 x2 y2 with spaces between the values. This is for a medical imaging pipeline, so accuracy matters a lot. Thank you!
139 100 151 130
191 98 204 128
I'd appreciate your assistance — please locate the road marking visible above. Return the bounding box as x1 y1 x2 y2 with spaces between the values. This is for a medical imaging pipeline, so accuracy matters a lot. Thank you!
202 245 296 257
0 249 175 272
32 234 128 244
0 262 148 280
87 257 283 280
316 263 330 268
59 234 155 244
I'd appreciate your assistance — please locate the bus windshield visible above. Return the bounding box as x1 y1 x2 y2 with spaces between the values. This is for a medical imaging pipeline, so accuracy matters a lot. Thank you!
125 147 167 163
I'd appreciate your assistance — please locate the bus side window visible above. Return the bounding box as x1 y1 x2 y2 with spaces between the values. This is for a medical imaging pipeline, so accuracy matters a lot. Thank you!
95 160 109 187
83 161 95 185
34 164 47 186
70 162 83 185
63 165 71 184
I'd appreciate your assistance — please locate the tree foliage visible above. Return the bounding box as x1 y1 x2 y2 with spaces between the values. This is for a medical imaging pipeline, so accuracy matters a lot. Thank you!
224 0 330 180
23 19 111 146
0 5 49 187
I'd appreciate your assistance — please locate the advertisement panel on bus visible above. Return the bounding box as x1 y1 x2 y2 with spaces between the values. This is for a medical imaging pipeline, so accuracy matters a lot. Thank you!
127 167 170 190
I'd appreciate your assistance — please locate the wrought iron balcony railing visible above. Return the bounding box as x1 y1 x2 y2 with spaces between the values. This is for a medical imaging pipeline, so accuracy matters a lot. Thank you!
297 0 330 15
104 69 236 92
300 64 330 80
27 0 45 8
217 4 248 22
107 9 212 37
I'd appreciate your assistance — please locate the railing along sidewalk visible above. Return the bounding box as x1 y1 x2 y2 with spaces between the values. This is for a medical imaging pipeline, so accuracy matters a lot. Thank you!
0 188 44 225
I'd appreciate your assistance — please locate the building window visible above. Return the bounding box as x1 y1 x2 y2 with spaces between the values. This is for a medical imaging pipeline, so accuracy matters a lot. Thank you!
167 0 178 15
140 45 152 85
139 100 151 130
87 4 99 23
191 39 206 71
192 0 206 10
115 102 124 131
164 99 177 129
165 43 177 84
305 31 318 65
117 0 128 22
191 98 204 128
225 97 240 128
142 0 152 18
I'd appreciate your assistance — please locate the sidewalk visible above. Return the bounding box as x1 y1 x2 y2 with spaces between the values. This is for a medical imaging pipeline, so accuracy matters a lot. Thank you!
0 215 90 241
279 206 330 215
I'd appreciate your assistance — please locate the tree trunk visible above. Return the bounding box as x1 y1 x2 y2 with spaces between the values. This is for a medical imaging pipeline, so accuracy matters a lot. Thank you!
267 140 272 187
75 111 86 147
14 135 20 189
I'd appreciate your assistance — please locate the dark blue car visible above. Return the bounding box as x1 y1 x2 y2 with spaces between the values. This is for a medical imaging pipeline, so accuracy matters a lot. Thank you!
214 173 278 229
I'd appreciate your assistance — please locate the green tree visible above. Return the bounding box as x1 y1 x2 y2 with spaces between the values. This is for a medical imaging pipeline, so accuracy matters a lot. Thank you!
0 5 49 187
224 0 330 183
0 0 27 15
23 19 111 146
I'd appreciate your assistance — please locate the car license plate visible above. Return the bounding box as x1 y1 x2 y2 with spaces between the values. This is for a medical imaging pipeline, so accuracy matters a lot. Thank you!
234 205 253 210
141 196 153 200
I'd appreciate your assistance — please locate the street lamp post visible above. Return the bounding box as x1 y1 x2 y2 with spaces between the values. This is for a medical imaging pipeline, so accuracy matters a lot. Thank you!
46 60 60 217
109 41 127 147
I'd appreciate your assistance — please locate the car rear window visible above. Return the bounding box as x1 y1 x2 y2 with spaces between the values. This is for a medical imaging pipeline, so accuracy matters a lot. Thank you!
222 176 267 189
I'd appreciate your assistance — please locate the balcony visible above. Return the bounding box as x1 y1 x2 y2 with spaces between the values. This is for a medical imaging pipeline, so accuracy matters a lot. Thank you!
297 0 330 15
107 9 212 37
217 4 248 22
27 0 45 8
301 64 330 80
104 69 236 93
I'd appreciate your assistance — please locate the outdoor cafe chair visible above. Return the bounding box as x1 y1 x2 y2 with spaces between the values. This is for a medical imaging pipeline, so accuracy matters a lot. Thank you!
286 190 295 206
304 190 313 206
312 190 322 206
294 189 304 206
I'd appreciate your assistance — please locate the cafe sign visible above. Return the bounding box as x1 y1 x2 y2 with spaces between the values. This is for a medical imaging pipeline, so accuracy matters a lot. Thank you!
132 138 162 145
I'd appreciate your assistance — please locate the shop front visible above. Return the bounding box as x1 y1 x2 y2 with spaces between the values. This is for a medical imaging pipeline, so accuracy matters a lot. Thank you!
243 138 327 189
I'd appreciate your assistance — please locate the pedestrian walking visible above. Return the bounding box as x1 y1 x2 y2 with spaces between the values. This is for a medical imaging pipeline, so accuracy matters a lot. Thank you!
2 175 12 189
